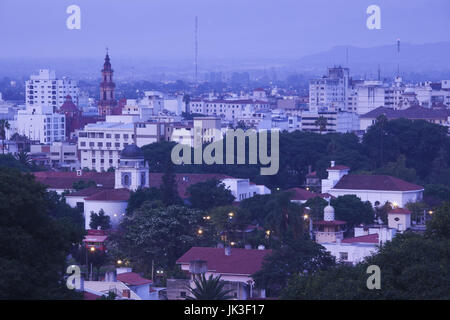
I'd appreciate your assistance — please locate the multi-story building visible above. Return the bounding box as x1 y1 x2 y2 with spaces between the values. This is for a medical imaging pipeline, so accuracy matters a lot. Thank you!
16 105 66 144
300 110 359 134
30 142 79 170
26 69 79 108
78 119 169 171
189 99 270 122
78 122 135 171
309 67 350 112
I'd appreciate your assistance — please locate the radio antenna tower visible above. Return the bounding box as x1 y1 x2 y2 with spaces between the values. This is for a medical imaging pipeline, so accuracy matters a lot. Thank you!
195 16 199 84
396 38 401 77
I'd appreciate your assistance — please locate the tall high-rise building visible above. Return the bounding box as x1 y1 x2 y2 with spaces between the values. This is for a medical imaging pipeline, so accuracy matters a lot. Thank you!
25 69 79 108
98 53 118 116
309 67 349 112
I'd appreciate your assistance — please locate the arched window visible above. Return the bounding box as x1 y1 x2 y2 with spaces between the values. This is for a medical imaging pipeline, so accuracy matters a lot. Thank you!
123 174 130 186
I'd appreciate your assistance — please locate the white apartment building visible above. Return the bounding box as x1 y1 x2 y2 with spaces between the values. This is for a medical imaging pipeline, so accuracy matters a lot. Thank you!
170 117 222 148
26 69 79 108
189 99 270 122
309 67 350 112
221 178 271 201
30 142 79 170
78 122 135 171
301 110 359 134
78 119 169 171
16 105 66 144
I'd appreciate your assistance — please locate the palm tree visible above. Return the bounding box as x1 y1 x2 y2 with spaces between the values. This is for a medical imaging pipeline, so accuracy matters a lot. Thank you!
186 274 234 300
314 116 328 134
0 119 11 154
15 150 31 167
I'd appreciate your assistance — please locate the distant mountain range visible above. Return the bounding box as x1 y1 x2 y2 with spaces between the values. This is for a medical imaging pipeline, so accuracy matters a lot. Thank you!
295 42 450 79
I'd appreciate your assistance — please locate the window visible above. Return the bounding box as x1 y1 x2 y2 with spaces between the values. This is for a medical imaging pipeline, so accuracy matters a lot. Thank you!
339 252 348 261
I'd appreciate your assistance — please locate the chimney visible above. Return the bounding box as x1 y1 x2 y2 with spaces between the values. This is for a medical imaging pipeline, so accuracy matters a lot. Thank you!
122 289 131 299
330 160 335 167
224 247 231 256
257 245 265 250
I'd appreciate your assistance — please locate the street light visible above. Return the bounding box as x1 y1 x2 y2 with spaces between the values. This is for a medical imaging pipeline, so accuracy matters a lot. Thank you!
117 259 123 265
197 228 203 235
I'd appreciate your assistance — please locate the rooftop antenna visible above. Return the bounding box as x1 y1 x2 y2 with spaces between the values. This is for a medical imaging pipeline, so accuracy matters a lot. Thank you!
346 47 349 67
194 16 198 84
396 38 400 77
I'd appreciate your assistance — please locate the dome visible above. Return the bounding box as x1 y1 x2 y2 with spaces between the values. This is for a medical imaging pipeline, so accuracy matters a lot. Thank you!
120 144 144 159
324 204 335 221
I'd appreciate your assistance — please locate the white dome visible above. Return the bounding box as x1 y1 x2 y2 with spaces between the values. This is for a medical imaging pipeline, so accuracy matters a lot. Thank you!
324 205 335 221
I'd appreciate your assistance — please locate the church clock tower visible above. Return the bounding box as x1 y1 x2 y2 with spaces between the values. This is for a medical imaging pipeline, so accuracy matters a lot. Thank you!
98 51 118 116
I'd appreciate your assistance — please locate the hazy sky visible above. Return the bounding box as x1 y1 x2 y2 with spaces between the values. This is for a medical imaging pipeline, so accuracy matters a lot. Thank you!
1 0 449 60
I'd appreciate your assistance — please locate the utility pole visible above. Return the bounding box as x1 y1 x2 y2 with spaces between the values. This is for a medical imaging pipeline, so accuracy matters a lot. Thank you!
195 16 198 84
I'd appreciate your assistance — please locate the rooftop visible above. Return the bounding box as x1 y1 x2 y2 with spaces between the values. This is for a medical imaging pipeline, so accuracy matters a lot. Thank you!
333 174 423 192
177 247 271 275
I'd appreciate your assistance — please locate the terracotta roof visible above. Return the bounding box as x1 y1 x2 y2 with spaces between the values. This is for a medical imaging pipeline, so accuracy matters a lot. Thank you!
333 175 423 191
342 233 379 244
176 247 271 275
388 208 411 215
84 188 131 201
33 172 115 190
327 165 350 171
149 173 233 198
117 272 152 286
286 187 317 201
313 220 346 226
83 291 101 300
65 186 105 197
360 105 450 120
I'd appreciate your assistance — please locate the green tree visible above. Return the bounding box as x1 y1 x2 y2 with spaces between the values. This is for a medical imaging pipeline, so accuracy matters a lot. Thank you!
253 236 335 297
375 155 417 183
330 195 374 229
0 119 10 154
108 204 215 274
425 202 450 240
187 179 235 210
73 180 96 191
126 187 161 214
160 161 181 206
89 209 111 230
186 274 234 300
314 116 328 134
0 168 82 299
15 151 32 167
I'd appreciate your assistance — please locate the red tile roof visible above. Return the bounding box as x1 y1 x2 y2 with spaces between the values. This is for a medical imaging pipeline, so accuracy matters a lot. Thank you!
333 175 423 191
84 188 131 201
176 247 272 275
117 272 152 286
83 291 101 300
149 173 233 198
83 235 108 243
342 233 379 244
33 171 115 190
65 186 105 197
388 208 411 215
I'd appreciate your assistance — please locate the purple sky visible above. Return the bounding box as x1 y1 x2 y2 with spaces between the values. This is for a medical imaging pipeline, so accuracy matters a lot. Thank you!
1 0 449 60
